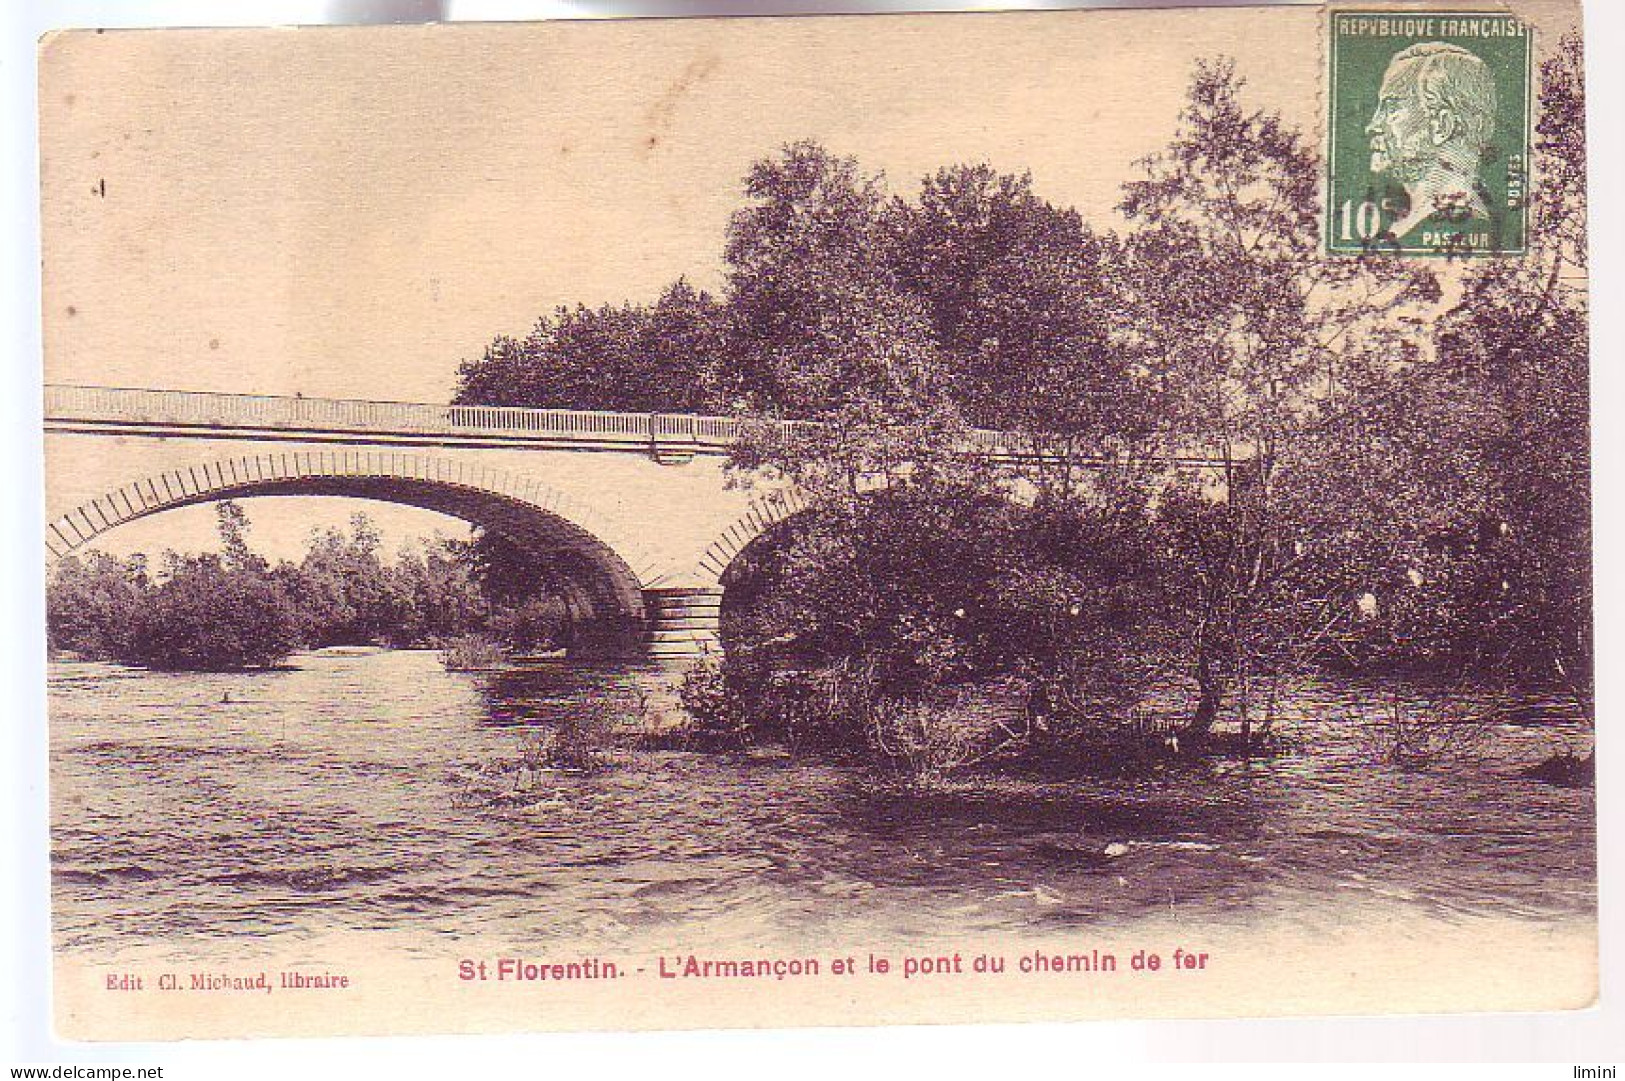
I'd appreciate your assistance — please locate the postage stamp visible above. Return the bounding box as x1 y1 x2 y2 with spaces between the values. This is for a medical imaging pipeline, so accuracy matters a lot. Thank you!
1328 10 1532 255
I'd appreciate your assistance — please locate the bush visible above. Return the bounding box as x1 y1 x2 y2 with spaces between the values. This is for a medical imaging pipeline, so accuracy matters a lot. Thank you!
865 693 1010 787
515 720 606 774
439 633 511 671
1356 689 1498 770
46 553 148 660
676 658 751 748
715 483 1176 768
485 596 569 653
451 715 616 809
1520 749 1594 788
124 555 301 671
747 665 872 756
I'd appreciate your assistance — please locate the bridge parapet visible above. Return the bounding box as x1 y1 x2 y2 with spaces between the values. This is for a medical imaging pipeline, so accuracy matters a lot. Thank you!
45 384 1229 468
43 385 1032 460
45 384 758 456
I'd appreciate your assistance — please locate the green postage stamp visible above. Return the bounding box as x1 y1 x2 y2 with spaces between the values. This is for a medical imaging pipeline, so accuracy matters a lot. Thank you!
1328 10 1532 255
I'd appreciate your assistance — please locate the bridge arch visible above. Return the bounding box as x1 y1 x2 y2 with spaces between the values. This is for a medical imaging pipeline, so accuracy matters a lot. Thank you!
45 448 663 655
611 486 816 661
685 479 1048 662
688 476 929 585
691 487 815 587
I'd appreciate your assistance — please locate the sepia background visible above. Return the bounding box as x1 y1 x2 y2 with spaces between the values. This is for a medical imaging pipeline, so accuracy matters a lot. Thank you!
38 7 1351 559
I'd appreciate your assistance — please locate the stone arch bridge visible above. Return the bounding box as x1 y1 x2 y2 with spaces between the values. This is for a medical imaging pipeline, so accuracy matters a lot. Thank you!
44 385 1204 660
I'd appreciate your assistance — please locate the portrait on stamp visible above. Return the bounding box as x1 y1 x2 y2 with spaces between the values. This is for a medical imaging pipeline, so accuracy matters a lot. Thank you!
1365 42 1498 236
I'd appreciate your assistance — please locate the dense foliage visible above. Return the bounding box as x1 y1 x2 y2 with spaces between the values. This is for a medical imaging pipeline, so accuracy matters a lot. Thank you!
46 503 562 671
714 481 1178 764
449 36 1589 772
454 279 731 414
57 39 1587 765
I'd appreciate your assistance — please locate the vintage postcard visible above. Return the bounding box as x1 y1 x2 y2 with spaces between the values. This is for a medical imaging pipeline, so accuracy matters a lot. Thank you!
38 1 1594 1040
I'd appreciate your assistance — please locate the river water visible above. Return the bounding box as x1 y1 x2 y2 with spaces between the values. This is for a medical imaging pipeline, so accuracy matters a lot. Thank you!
48 649 1595 962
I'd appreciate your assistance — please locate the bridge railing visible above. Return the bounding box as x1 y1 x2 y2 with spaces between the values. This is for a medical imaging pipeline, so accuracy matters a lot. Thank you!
43 384 944 453
44 384 1224 466
44 384 753 447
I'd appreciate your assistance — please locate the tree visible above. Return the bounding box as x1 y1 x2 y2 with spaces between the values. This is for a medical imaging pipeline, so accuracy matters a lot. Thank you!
386 535 490 647
724 142 923 415
721 142 974 503
453 279 730 414
213 500 267 575
1119 58 1439 739
458 530 624 654
294 512 406 646
1284 34 1590 706
1421 32 1590 705
892 164 1155 502
126 552 302 670
46 552 149 660
118 503 300 671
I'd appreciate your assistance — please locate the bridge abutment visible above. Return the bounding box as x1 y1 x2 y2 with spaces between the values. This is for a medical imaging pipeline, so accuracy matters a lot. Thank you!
642 587 723 661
